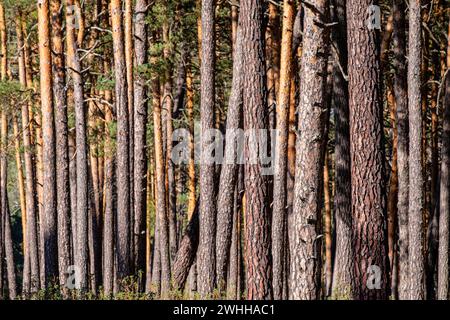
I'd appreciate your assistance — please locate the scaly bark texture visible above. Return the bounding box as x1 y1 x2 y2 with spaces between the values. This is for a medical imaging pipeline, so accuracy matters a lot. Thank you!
347 0 388 300
51 0 71 295
289 0 329 300
66 0 89 292
198 0 217 298
407 0 425 300
241 0 272 300
111 0 131 284
38 0 58 286
133 0 149 283
215 25 243 293
272 0 294 300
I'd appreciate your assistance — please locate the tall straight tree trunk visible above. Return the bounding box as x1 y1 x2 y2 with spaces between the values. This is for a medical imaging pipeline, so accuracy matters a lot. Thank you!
347 0 388 300
186 68 196 220
289 0 329 300
392 0 409 300
215 24 243 293
272 0 294 300
124 0 135 270
38 0 58 286
0 1 5 298
407 0 425 300
133 0 149 285
66 0 89 292
437 21 450 300
198 0 217 298
330 0 352 299
50 0 71 295
151 55 170 297
241 0 272 300
111 0 131 284
13 117 26 255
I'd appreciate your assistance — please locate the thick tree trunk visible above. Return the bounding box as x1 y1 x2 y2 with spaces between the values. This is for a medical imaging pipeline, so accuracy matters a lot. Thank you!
289 0 329 300
407 0 425 300
272 0 294 300
241 0 272 300
347 0 388 300
38 0 58 286
198 0 217 298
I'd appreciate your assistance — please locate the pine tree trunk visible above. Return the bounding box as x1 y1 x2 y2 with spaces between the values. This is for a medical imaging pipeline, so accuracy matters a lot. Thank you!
392 0 409 299
289 0 329 300
38 0 58 286
407 0 425 300
133 0 149 285
347 0 388 299
272 0 294 300
66 0 89 292
111 0 131 284
241 0 272 300
198 0 217 298
215 24 243 293
50 0 71 295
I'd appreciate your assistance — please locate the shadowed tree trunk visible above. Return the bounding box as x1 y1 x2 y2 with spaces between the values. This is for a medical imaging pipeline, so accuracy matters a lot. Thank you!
272 0 294 300
347 0 388 300
392 0 409 300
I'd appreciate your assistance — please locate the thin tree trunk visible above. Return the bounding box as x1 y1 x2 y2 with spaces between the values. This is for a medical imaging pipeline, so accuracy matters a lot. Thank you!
133 0 149 286
272 0 294 300
407 0 425 300
111 0 131 284
198 0 217 298
392 0 409 300
66 0 89 292
215 24 243 293
51 0 71 295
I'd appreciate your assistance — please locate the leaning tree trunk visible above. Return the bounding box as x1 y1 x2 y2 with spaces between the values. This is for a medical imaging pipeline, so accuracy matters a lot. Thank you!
407 0 425 300
215 24 243 293
289 0 329 300
240 0 272 300
38 0 58 287
347 0 388 300
198 0 217 298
